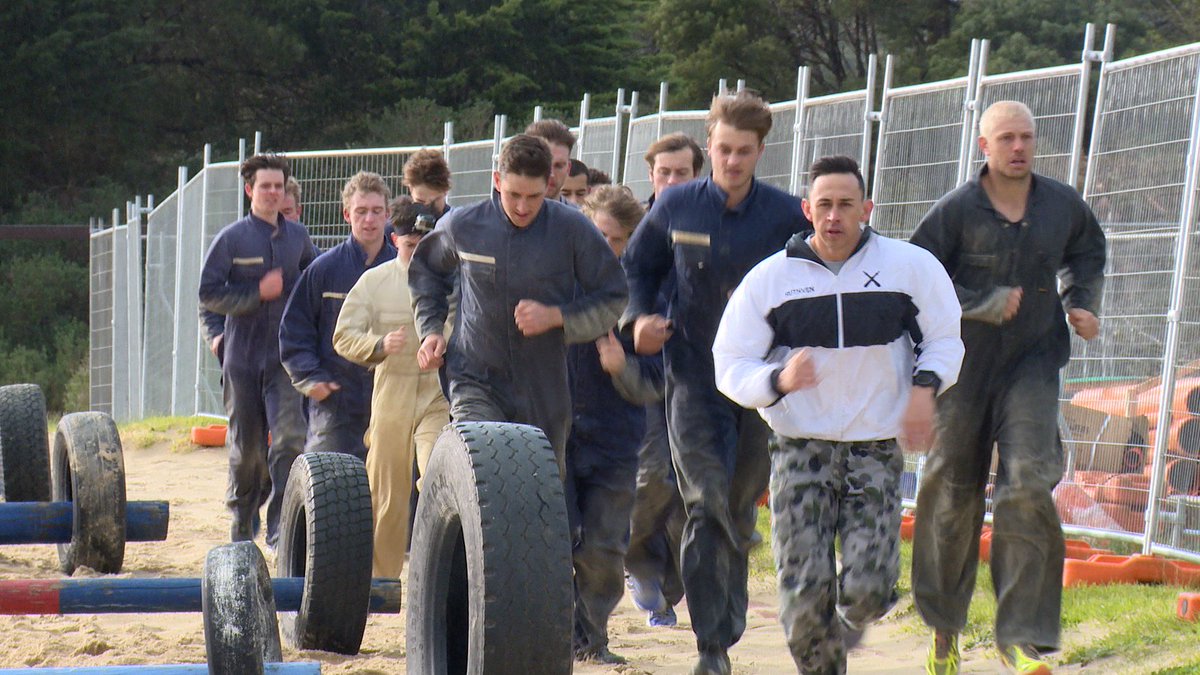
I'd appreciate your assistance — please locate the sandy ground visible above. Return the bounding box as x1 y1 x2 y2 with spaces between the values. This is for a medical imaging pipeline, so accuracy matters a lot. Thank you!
0 439 1055 673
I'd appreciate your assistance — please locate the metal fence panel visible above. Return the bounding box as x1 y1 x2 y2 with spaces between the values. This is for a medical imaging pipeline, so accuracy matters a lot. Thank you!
286 148 424 250
870 78 970 239
142 192 178 417
759 102 797 192
195 164 243 417
1066 46 1200 546
171 172 206 417
446 139 495 207
111 225 130 421
124 208 144 421
578 117 618 185
88 230 114 415
794 91 869 198
621 114 661 202
969 64 1086 186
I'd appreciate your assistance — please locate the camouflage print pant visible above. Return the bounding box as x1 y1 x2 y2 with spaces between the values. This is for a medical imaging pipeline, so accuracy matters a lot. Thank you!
770 436 903 675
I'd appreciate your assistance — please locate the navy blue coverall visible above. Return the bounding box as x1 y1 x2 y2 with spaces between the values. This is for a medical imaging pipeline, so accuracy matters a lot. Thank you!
620 177 808 656
199 212 317 545
280 237 396 459
567 328 664 656
408 192 628 471
910 167 1106 651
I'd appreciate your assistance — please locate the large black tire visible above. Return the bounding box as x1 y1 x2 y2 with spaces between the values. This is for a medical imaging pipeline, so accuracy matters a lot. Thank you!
51 412 126 574
0 383 51 502
275 452 373 654
406 422 574 675
203 541 283 675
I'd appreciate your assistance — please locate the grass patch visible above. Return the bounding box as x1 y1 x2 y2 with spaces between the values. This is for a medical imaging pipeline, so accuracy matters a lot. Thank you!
118 416 220 452
749 506 1200 672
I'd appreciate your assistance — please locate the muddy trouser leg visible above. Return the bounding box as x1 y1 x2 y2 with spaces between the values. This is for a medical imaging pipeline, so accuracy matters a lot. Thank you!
669 377 771 654
304 395 370 460
224 366 269 541
262 363 306 548
773 437 903 674
991 358 1064 651
573 459 639 652
911 376 996 635
625 403 684 600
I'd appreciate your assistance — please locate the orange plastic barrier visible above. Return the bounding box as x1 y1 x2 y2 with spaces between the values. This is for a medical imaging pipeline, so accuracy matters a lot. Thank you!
1063 554 1200 588
1177 592 1200 621
899 513 915 541
190 424 228 447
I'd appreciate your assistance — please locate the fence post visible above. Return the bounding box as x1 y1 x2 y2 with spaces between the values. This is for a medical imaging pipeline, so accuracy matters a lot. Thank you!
533 105 543 124
861 54 881 190
127 196 144 421
1082 24 1118 200
656 81 668 140
170 166 188 416
790 66 809 196
869 55 896 208
957 39 985 186
442 121 454 157
736 79 746 93
1142 52 1200 555
612 89 627 182
491 115 506 172
193 144 212 415
253 131 262 155
237 139 246 220
575 94 590 160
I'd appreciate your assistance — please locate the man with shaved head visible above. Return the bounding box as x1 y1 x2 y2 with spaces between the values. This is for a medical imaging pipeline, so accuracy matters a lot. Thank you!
909 100 1107 674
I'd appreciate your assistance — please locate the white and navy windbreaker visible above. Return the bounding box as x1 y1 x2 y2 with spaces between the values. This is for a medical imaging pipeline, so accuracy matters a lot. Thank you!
713 228 964 442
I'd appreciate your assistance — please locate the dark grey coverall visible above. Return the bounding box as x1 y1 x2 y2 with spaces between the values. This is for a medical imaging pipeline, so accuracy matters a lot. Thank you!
199 212 317 545
620 177 808 657
910 167 1106 651
407 191 628 470
624 402 686 610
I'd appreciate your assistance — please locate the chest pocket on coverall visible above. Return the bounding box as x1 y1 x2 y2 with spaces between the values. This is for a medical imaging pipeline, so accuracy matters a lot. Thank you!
671 229 711 279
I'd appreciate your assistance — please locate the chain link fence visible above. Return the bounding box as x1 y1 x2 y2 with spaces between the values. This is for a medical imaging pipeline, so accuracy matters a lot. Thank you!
88 24 1200 560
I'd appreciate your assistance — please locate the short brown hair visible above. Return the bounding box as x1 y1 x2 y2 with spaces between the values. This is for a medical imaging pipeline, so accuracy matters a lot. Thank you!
645 133 704 174
582 185 645 234
498 135 552 179
241 154 290 186
341 171 392 209
284 176 302 203
587 168 611 187
706 91 772 143
525 119 577 152
403 149 451 192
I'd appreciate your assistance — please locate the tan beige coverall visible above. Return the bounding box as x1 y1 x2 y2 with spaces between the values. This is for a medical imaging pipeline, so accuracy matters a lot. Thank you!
333 256 449 579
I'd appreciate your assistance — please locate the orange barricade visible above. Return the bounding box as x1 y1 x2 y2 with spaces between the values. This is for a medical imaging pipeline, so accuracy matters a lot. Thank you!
1177 592 1200 621
1063 554 1200 588
190 424 228 447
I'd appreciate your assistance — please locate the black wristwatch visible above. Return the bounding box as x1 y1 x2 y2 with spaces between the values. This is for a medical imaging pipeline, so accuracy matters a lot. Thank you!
912 370 941 391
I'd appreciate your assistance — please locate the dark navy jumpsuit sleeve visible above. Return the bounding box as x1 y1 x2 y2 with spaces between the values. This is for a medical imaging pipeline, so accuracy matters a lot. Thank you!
200 306 225 347
618 200 675 334
408 223 459 341
199 230 262 316
1059 207 1106 315
279 260 331 395
561 218 629 345
911 198 1014 324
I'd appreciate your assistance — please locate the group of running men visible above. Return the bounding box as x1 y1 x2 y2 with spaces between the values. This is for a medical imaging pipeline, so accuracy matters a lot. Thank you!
198 90 1106 675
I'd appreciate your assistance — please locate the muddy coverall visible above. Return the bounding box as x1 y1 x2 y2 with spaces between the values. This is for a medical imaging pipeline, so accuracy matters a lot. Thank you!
620 177 808 657
334 255 449 579
567 328 663 655
408 192 628 471
280 237 395 459
714 228 963 674
910 167 1106 651
624 401 686 610
199 212 317 545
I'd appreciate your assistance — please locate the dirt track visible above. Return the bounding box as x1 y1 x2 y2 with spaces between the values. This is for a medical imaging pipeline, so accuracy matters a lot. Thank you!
0 438 1122 673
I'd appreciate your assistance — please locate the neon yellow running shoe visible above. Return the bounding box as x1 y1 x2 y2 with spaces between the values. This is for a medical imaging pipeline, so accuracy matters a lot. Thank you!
925 631 959 675
999 643 1052 674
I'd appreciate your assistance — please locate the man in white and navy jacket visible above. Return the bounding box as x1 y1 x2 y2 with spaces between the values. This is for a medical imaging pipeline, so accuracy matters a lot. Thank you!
712 156 963 675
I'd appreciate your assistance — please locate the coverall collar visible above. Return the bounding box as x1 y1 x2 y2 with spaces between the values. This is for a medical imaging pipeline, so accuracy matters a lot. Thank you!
249 211 285 236
969 164 1044 224
705 175 761 214
345 233 395 268
490 189 549 231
